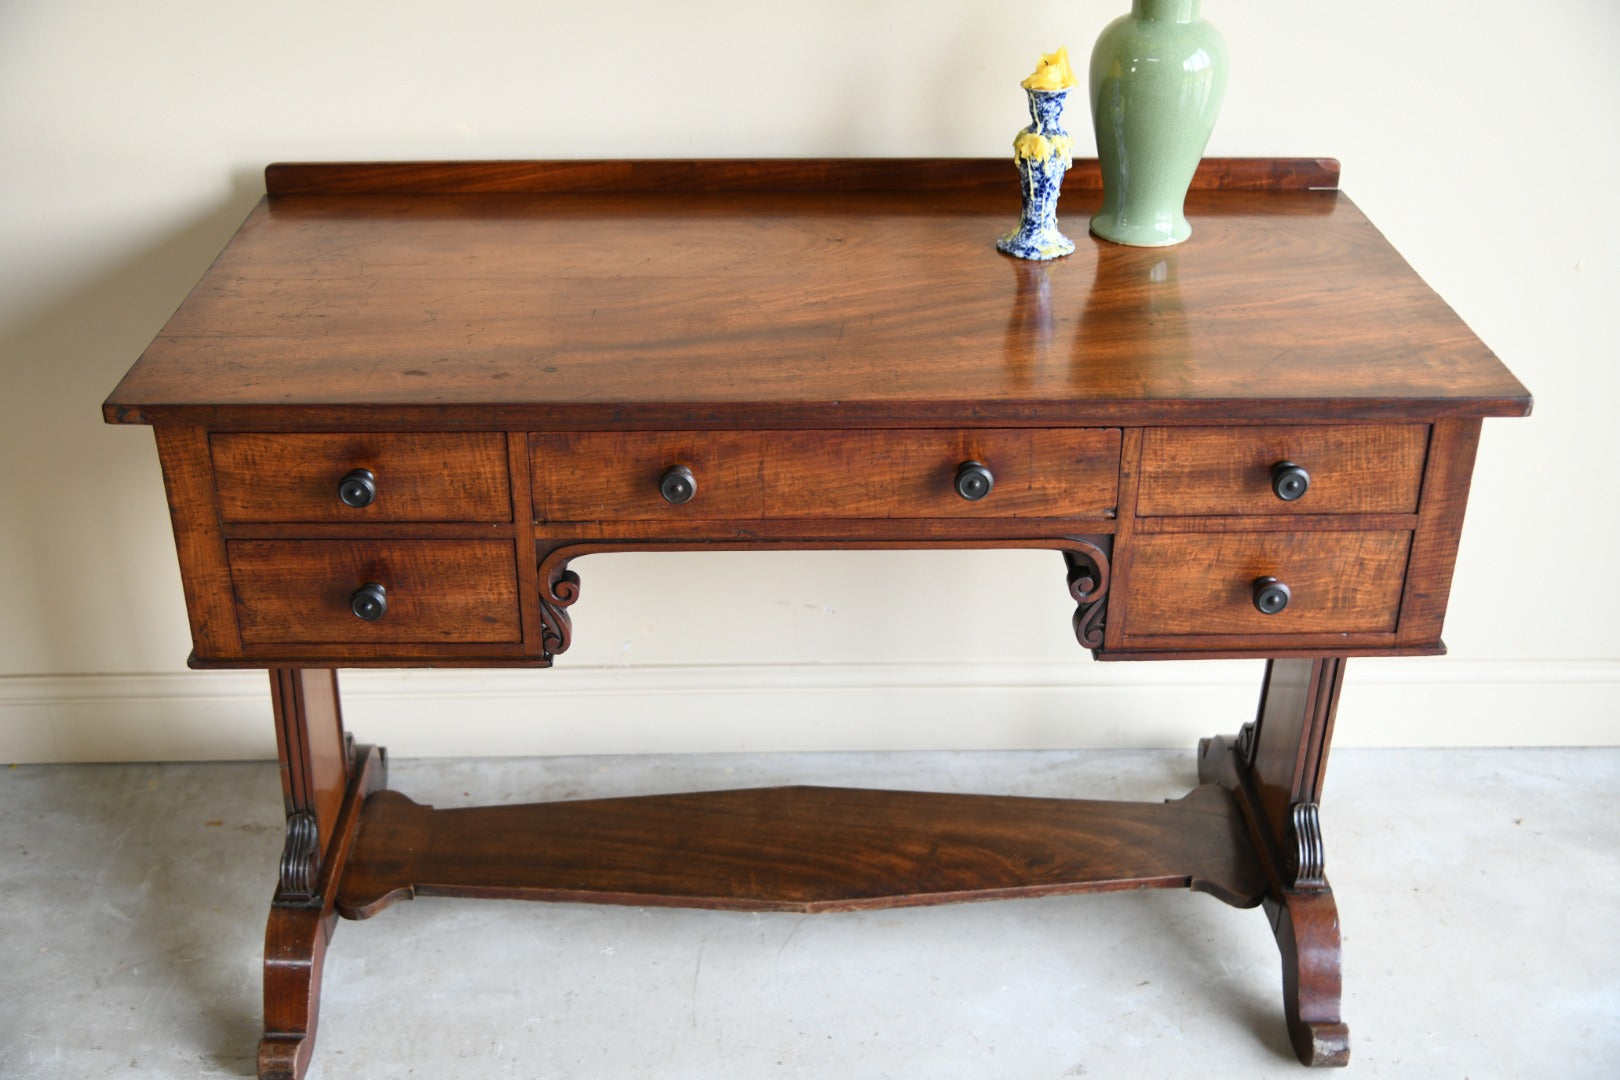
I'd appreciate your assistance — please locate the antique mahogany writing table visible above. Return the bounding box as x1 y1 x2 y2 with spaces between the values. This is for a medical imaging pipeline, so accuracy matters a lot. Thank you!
103 158 1531 1078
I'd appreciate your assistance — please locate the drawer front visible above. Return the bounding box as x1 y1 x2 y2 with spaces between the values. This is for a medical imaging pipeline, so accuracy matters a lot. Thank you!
1136 425 1428 516
228 540 521 644
1124 531 1411 637
532 429 1121 521
212 433 511 522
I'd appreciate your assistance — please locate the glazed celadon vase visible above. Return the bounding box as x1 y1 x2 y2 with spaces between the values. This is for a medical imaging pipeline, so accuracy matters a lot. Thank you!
1089 0 1227 246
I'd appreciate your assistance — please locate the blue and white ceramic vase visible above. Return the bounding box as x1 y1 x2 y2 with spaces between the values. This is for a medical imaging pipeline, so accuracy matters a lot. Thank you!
1089 0 1227 246
997 87 1076 261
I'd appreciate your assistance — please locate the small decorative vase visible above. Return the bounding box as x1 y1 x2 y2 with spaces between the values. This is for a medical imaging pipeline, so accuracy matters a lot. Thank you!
998 54 1078 261
1089 0 1227 246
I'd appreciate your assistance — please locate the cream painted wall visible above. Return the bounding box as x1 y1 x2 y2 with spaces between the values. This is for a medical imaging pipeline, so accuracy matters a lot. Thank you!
2 1 1616 761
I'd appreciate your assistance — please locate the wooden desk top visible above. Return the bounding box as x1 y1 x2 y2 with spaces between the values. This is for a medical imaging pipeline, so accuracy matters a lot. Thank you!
104 159 1530 430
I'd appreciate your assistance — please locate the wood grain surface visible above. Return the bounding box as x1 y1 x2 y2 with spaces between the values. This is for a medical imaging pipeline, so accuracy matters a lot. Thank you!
336 783 1268 918
531 428 1121 521
228 539 521 644
262 157 1342 197
255 157 1341 197
153 426 243 655
267 669 349 860
1122 531 1411 637
1136 424 1429 516
259 744 384 1080
212 432 511 522
1396 418 1482 648
104 160 1530 429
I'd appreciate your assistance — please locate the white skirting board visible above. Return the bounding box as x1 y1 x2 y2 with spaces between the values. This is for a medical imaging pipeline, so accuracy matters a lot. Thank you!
1 659 1615 764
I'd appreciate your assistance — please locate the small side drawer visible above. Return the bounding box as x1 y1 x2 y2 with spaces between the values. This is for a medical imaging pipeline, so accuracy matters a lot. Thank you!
228 539 521 644
1136 425 1428 516
211 433 512 522
1123 531 1411 638
531 429 1121 521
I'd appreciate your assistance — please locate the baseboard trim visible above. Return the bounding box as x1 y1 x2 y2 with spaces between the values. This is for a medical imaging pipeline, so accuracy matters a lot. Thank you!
2 659 1614 763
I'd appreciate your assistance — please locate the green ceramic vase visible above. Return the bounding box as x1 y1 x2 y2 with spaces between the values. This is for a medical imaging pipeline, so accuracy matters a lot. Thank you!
1089 0 1227 246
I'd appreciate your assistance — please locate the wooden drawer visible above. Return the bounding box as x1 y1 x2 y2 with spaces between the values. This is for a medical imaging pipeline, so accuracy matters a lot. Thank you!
531 429 1121 521
227 540 521 644
1136 425 1427 516
1123 531 1411 638
211 433 511 522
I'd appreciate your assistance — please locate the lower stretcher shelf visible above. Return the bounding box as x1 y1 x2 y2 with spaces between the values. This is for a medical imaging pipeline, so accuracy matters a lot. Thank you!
335 782 1268 919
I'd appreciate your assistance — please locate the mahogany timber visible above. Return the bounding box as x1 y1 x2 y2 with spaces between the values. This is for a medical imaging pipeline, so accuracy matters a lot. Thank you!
530 428 1122 521
227 539 522 644
1101 428 1146 653
1269 890 1351 1067
211 432 512 522
261 156 1343 197
268 669 349 859
1122 531 1411 638
103 162 1530 431
1248 659 1345 844
260 742 385 1080
99 159 1534 1076
1134 513 1416 535
1198 658 1351 1065
153 425 241 656
1136 425 1428 516
505 431 546 657
1396 418 1483 648
335 784 1268 919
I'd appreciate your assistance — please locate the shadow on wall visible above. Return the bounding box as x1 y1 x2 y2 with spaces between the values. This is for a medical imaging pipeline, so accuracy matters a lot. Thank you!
0 169 266 676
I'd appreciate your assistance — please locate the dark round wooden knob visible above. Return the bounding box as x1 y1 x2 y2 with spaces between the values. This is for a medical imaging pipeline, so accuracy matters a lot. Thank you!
1270 461 1310 502
349 582 388 621
1252 576 1291 615
659 465 696 504
338 468 377 508
955 461 993 501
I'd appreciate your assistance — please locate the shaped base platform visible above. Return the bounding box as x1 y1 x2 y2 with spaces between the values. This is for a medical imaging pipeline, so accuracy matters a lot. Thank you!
335 783 1269 919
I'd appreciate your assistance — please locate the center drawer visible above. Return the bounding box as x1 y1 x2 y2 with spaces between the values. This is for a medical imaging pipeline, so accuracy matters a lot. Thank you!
530 429 1121 521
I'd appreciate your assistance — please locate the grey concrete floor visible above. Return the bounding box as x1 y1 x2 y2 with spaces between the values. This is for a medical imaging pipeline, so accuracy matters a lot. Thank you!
1 748 1616 1079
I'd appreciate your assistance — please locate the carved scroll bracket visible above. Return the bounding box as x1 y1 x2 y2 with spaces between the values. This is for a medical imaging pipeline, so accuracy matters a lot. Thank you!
277 811 320 906
538 554 581 661
1288 801 1327 890
1062 538 1112 650
1235 720 1259 768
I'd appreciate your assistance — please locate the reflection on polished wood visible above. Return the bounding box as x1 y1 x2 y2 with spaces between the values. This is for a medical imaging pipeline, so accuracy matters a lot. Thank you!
105 160 1527 429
